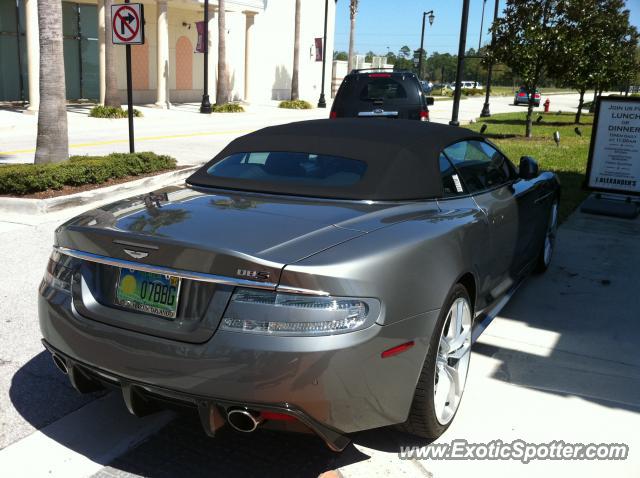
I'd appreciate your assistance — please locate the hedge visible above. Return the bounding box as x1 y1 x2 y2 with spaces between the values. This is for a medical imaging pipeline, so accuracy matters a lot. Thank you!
89 105 143 118
211 103 245 113
279 99 313 109
0 152 177 196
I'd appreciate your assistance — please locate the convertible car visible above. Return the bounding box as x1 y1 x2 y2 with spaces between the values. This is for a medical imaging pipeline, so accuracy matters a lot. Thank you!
39 120 560 451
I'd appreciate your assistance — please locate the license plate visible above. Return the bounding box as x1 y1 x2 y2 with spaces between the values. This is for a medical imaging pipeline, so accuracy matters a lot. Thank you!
115 269 181 319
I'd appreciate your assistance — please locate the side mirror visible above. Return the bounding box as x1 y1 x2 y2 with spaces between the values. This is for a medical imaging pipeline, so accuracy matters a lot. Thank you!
426 96 435 106
519 156 539 180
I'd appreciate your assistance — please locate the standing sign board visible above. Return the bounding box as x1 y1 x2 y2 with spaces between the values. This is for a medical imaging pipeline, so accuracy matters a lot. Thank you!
585 96 640 196
112 4 144 45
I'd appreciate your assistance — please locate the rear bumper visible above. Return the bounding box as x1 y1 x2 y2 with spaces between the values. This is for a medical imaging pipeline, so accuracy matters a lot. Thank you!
514 97 540 106
39 291 438 444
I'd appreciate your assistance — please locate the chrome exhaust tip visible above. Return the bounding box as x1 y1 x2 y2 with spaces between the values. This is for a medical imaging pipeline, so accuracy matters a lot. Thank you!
226 408 263 433
52 354 68 375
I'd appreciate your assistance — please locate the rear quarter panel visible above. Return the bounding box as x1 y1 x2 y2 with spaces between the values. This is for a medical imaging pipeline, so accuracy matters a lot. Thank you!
279 197 489 326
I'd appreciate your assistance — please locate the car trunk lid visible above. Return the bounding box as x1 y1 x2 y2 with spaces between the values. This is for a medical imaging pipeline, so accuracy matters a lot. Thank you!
55 186 391 342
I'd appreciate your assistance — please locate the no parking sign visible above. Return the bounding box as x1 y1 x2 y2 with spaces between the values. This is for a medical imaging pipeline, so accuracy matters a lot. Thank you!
111 3 144 45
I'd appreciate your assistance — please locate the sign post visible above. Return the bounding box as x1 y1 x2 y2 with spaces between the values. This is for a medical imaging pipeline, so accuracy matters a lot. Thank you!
111 2 144 153
582 96 640 218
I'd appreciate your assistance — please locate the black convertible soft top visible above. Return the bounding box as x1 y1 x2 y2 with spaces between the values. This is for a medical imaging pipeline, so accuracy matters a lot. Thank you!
187 119 482 200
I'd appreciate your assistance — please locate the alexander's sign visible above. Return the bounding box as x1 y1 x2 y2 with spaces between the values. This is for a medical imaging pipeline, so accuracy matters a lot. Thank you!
586 97 640 196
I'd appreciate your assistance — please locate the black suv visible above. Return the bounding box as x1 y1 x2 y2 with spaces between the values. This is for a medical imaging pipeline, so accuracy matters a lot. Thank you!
330 69 434 121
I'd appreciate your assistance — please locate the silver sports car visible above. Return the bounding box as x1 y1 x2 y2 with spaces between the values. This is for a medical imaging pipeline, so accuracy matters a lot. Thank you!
39 119 560 451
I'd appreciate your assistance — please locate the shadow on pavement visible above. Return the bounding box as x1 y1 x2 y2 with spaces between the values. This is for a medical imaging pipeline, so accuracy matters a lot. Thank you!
66 104 95 115
9 350 105 431
93 412 431 478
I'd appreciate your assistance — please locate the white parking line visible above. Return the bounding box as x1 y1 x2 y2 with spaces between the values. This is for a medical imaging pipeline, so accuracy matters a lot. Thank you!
0 393 173 478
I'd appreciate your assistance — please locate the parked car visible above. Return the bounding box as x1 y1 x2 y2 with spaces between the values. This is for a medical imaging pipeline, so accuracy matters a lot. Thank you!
331 69 434 121
514 86 541 106
432 82 452 91
452 81 483 90
420 80 434 94
39 120 560 451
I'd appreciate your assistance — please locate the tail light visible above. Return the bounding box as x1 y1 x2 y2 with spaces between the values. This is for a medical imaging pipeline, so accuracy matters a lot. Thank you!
420 110 429 121
329 110 338 119
221 288 378 336
518 92 526 97
41 249 74 294
368 73 391 78
534 93 541 98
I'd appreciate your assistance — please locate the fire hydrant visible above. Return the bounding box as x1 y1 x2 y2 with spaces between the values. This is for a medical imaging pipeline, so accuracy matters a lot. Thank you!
544 98 550 113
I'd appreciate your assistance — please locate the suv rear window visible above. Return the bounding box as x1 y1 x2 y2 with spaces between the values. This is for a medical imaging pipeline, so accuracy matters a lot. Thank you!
359 77 408 100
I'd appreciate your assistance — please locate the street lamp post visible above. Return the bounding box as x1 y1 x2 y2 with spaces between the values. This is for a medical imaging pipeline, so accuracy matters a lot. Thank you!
474 0 487 86
450 0 470 126
480 0 500 117
317 0 329 108
417 10 435 81
199 0 212 113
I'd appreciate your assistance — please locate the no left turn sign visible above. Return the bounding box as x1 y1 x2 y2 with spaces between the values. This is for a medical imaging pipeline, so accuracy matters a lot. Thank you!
112 3 144 45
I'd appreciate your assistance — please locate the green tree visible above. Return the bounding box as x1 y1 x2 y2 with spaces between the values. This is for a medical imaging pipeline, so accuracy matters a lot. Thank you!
399 45 411 59
488 0 562 137
553 0 639 123
334 51 348 61
35 0 68 163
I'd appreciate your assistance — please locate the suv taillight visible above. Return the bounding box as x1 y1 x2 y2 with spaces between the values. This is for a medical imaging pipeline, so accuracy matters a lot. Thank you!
420 110 429 121
330 110 338 119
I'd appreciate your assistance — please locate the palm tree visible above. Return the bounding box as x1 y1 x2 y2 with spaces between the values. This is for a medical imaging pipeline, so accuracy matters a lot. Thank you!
291 0 301 100
216 0 230 104
35 0 68 164
104 0 120 107
347 0 359 72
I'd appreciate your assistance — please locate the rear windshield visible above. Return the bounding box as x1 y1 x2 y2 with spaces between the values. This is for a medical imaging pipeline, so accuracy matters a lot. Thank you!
338 74 420 104
206 152 367 188
359 77 408 100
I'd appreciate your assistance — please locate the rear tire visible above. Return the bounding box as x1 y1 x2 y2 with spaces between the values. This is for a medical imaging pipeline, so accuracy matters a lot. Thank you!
535 198 559 273
397 284 472 440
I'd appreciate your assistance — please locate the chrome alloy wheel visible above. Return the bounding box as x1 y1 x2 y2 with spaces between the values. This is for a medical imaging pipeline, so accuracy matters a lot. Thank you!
543 201 559 266
434 297 472 425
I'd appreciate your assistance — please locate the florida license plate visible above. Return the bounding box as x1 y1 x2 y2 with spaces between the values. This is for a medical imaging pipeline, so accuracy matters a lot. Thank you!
115 269 181 319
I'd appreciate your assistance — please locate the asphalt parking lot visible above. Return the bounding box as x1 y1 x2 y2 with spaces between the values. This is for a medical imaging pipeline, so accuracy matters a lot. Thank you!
1 198 638 478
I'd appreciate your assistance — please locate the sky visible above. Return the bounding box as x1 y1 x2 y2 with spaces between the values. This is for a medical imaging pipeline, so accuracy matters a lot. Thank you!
334 0 640 57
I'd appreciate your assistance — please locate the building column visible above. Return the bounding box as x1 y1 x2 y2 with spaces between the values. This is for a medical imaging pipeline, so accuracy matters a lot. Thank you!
97 0 106 104
155 0 170 108
243 12 255 102
24 0 39 113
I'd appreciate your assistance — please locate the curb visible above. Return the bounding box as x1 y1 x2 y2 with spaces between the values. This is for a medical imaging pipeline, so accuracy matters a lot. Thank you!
0 166 198 216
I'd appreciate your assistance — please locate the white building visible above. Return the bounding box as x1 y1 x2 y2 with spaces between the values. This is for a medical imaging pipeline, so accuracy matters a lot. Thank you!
0 0 336 109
